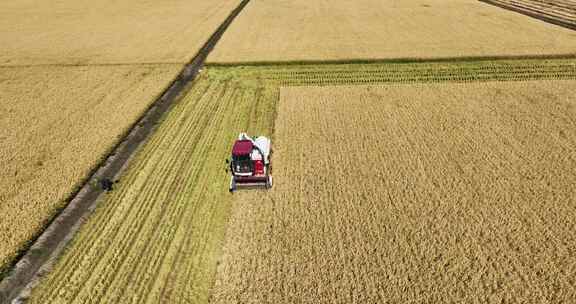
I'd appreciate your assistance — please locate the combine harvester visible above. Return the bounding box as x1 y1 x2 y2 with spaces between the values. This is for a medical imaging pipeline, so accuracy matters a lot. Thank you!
227 133 273 192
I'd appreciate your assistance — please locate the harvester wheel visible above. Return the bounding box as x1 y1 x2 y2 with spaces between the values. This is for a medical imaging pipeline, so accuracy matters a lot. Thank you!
266 175 273 189
229 176 236 193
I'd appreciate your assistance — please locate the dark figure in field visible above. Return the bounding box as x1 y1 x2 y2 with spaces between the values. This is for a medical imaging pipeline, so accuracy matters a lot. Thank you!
100 178 115 191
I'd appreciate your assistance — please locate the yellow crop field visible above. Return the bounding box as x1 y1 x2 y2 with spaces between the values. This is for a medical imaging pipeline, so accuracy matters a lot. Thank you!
0 0 240 65
0 0 241 278
26 61 576 303
211 81 576 303
26 75 277 304
208 0 576 63
0 64 180 276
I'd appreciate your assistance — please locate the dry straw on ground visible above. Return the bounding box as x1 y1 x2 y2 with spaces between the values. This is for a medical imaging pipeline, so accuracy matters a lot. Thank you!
0 0 240 65
0 64 180 275
212 80 576 303
208 0 576 63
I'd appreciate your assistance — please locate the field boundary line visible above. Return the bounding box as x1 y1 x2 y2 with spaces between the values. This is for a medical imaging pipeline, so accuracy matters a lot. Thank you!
0 0 251 303
478 0 576 31
205 53 576 67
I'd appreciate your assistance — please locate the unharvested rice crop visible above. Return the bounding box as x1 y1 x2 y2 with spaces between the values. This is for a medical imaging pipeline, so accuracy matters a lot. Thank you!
208 0 576 63
0 0 240 65
0 64 180 276
211 81 576 303
483 0 576 28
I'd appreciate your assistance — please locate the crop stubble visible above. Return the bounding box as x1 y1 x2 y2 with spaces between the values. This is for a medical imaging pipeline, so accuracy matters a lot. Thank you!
208 0 576 63
212 81 576 303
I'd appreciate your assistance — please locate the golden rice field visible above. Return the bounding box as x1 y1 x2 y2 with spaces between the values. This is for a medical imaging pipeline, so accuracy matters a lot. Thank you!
27 60 576 303
211 80 576 303
208 0 576 64
0 64 180 276
0 0 240 65
3 0 575 301
0 0 241 279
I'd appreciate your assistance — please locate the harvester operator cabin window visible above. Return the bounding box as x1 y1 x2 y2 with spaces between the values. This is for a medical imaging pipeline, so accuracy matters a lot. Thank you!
233 155 253 173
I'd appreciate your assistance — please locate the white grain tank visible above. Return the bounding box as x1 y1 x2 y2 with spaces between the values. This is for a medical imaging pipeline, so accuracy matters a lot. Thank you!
253 136 271 164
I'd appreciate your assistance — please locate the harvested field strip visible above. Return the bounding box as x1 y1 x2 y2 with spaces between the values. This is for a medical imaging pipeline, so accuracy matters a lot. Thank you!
208 59 576 86
481 0 576 30
27 75 277 304
28 58 575 303
211 81 576 303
